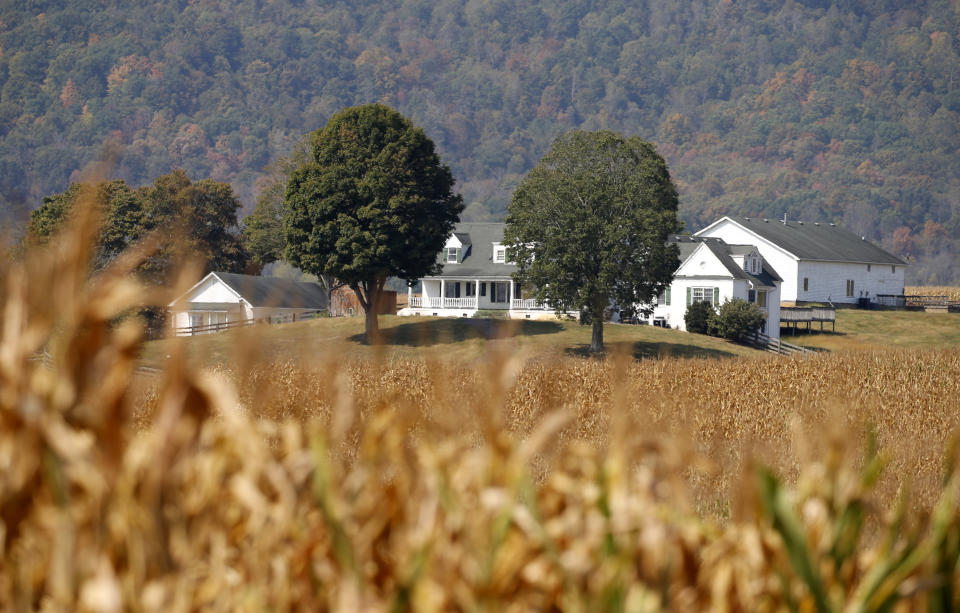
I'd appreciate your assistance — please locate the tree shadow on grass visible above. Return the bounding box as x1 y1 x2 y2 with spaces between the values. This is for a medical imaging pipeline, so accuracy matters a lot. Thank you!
350 318 564 346
566 340 739 360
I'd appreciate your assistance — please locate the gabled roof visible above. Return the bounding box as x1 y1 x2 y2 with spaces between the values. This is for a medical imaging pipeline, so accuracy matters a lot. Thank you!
697 216 907 265
173 272 328 309
670 235 782 288
431 222 515 279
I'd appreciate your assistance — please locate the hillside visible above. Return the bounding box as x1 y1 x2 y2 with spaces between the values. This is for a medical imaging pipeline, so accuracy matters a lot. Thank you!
141 316 764 367
2 0 959 281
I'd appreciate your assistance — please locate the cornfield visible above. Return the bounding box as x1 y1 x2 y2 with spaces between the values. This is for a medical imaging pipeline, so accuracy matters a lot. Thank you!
2 198 959 611
906 286 960 301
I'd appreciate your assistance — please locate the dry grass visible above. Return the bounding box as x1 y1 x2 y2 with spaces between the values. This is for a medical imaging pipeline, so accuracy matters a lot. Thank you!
2 195 959 611
906 286 960 301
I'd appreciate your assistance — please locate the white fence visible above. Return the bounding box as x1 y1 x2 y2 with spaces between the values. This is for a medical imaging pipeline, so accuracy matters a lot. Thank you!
510 298 550 310
409 296 479 309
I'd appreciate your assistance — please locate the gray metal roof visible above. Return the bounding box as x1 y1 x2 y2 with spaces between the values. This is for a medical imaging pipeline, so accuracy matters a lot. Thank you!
431 222 515 279
707 217 907 265
210 272 328 309
669 235 782 288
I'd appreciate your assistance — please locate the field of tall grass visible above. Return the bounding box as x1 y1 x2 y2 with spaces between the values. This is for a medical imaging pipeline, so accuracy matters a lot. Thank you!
906 286 960 301
2 201 959 611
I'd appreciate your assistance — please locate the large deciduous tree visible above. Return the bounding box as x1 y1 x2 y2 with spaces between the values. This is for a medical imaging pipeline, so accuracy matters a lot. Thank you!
24 171 251 283
25 179 145 271
505 130 682 353
284 104 463 343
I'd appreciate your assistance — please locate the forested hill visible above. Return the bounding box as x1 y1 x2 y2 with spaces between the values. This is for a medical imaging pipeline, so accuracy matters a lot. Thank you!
2 0 959 281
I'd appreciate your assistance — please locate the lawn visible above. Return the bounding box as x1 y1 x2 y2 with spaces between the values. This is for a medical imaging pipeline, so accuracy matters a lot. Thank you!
142 314 763 368
783 308 960 351
143 308 960 368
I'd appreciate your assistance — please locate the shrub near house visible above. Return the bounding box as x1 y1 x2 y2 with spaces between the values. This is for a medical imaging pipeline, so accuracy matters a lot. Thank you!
711 299 767 341
684 301 715 335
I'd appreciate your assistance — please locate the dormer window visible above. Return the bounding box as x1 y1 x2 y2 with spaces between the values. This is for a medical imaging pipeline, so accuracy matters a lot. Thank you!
446 247 460 263
493 245 506 263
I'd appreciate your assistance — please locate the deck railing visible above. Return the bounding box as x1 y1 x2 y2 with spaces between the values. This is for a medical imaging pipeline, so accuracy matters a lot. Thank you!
409 296 479 309
511 298 550 310
780 305 836 333
443 297 479 308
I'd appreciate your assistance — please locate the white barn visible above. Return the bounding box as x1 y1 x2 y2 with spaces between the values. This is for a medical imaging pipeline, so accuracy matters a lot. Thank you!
696 216 906 305
169 271 328 335
644 235 782 338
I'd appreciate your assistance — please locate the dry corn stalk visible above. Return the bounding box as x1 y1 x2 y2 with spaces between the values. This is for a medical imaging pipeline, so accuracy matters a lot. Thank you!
0 191 958 611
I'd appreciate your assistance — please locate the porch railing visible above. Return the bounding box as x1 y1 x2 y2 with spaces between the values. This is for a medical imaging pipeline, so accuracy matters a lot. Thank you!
409 296 478 309
511 298 550 310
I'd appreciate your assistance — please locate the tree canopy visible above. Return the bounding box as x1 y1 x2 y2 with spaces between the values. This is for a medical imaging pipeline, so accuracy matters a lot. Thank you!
506 130 681 353
24 170 250 282
3 1 960 281
284 104 462 342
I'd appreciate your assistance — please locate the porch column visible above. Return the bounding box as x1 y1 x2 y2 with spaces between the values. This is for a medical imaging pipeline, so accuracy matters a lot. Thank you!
475 280 480 308
407 284 412 308
440 279 445 307
509 280 514 308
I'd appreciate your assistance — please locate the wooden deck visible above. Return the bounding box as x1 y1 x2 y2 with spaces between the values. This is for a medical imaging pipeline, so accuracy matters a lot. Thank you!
780 306 836 334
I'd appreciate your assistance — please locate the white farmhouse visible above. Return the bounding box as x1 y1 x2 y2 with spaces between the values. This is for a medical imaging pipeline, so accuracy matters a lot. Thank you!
169 271 328 335
644 235 782 339
696 216 906 305
399 222 557 319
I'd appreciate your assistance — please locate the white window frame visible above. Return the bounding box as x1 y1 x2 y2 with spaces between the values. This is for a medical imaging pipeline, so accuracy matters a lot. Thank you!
691 287 715 306
493 245 506 263
446 247 459 263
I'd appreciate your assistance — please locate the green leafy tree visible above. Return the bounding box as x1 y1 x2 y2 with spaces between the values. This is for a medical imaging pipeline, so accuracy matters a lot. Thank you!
136 170 251 283
284 104 463 342
24 180 145 271
243 138 345 306
684 300 715 335
25 172 250 283
505 130 682 353
709 298 766 341
242 194 286 266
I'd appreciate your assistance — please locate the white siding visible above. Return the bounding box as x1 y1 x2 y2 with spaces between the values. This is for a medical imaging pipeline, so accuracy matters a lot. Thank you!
796 261 905 304
191 276 244 303
647 277 736 330
675 243 733 277
696 220 801 301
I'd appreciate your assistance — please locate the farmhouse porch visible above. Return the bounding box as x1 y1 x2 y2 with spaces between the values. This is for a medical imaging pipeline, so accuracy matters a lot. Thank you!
406 278 553 318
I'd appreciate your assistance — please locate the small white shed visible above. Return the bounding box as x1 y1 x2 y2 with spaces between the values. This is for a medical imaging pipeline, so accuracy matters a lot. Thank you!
169 271 328 335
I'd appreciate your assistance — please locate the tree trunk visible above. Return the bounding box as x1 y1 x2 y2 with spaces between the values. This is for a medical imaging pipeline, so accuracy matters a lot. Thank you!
590 318 604 354
353 275 386 345
364 305 381 345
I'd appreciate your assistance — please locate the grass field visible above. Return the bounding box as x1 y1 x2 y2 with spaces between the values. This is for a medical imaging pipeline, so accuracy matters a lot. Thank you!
143 305 960 369
142 314 764 368
784 308 960 351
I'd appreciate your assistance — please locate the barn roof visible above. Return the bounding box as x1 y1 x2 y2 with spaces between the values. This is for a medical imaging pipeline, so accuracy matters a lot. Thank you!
172 272 328 309
213 272 328 309
699 216 907 265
